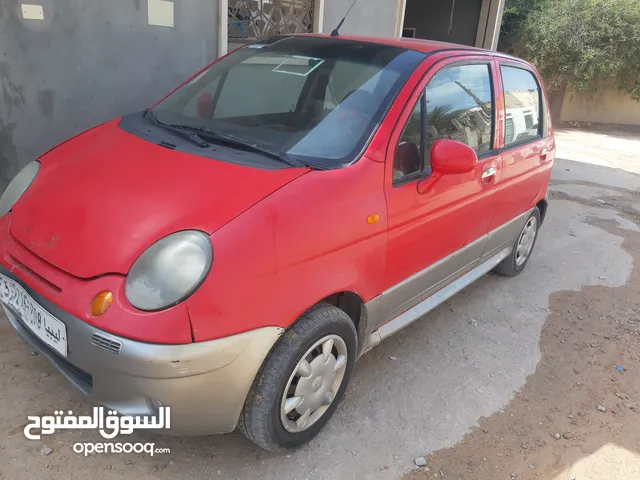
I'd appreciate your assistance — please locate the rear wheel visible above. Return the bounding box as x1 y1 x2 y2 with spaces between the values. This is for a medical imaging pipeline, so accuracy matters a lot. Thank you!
238 303 357 452
494 207 541 277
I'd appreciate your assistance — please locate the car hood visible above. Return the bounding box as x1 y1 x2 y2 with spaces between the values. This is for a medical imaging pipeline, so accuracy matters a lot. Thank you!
10 120 307 278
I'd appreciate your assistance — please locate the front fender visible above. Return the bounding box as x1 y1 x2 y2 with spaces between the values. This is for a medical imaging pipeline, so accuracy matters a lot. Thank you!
186 158 388 342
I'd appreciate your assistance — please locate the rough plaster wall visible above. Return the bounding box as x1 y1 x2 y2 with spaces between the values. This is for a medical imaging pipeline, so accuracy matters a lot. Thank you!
322 0 400 37
0 0 218 191
560 89 640 127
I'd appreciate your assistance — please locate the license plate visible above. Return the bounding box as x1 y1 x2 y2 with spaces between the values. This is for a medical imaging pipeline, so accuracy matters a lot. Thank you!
0 274 67 356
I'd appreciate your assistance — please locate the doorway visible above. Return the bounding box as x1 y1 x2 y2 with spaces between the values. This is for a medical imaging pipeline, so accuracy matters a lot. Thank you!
402 0 483 47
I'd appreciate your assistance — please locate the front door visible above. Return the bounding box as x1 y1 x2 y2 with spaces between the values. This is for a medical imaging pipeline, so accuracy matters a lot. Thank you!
377 57 501 325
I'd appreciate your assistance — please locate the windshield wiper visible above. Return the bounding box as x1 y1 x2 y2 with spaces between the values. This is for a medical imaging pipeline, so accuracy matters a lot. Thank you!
144 109 211 148
144 110 310 169
193 128 310 169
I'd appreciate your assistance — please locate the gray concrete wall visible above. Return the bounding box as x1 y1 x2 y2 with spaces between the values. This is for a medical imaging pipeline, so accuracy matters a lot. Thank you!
0 0 218 191
322 0 400 37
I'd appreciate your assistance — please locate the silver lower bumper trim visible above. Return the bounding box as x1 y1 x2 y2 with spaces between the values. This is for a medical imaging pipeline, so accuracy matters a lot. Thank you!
369 246 511 344
1 266 283 435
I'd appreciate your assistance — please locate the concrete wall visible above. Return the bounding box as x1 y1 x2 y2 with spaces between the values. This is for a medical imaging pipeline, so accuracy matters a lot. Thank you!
560 89 640 126
0 0 218 191
322 0 401 37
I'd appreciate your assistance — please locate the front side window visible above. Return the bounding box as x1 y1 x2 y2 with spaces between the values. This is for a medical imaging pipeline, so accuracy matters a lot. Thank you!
501 66 542 147
393 95 423 181
152 36 425 169
424 64 494 163
392 63 494 184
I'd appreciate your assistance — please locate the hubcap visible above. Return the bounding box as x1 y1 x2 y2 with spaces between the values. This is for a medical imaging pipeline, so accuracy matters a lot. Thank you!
515 216 537 267
280 334 348 433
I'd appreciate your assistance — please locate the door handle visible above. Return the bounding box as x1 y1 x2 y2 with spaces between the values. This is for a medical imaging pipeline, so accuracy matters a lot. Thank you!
481 166 496 181
540 148 549 161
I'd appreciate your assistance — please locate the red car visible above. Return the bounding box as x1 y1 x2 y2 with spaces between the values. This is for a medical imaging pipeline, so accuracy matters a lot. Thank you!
0 34 554 451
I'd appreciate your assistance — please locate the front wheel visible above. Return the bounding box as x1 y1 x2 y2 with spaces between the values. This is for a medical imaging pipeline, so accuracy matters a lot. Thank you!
238 303 357 452
494 207 541 277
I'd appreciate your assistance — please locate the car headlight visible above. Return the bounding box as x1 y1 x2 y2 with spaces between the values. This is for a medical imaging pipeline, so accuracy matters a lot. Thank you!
0 161 40 216
125 230 213 311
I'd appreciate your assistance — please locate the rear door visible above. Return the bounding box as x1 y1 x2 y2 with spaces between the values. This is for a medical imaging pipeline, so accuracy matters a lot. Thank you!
378 55 502 325
487 60 554 246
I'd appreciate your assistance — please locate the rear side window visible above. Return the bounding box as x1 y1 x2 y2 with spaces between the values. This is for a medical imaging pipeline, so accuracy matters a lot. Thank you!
501 66 542 146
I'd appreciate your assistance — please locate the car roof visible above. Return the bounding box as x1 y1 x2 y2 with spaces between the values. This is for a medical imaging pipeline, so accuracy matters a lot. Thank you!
294 33 484 54
288 33 529 65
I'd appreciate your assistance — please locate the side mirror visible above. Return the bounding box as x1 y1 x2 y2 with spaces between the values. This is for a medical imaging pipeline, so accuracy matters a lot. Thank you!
417 139 477 194
430 139 477 175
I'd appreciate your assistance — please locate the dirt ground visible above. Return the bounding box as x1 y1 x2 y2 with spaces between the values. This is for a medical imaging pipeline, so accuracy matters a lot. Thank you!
406 125 640 480
1 124 640 480
406 213 640 480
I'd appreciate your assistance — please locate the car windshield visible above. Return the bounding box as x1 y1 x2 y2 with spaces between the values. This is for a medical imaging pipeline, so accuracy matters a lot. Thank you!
152 36 425 169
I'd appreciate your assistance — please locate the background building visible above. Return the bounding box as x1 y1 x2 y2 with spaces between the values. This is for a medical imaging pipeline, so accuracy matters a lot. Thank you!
0 0 506 190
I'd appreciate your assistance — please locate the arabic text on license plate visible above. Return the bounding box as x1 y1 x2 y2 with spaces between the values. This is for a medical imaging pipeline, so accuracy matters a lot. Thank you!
0 274 67 356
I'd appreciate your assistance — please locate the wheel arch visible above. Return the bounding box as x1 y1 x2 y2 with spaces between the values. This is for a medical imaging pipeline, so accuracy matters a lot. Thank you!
317 291 368 355
260 290 369 369
536 198 548 225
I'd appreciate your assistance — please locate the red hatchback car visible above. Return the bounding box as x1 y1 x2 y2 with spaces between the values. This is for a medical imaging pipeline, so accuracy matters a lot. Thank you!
0 34 554 451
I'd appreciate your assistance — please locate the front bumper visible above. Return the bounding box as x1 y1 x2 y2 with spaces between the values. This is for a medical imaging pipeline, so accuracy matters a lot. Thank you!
1 267 283 435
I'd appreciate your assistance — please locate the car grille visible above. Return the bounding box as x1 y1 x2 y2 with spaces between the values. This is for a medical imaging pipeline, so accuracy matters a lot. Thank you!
58 355 94 390
91 333 122 354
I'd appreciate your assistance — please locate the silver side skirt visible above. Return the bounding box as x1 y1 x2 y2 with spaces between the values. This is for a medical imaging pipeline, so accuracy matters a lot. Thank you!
364 246 512 351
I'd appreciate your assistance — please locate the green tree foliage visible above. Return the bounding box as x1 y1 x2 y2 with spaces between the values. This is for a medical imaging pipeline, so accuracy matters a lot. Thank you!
498 0 544 54
500 0 640 99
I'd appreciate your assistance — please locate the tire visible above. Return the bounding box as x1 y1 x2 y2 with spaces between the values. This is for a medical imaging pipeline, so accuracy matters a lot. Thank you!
493 207 541 277
238 302 357 452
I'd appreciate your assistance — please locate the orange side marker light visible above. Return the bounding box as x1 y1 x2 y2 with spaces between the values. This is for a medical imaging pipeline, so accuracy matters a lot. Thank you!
90 291 113 317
